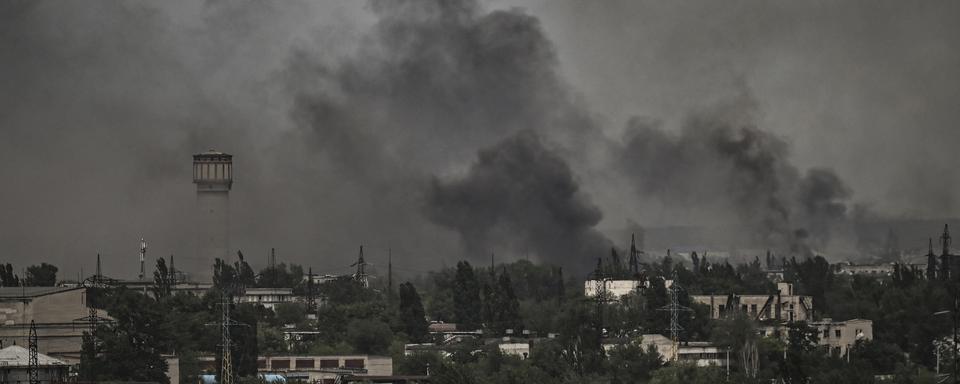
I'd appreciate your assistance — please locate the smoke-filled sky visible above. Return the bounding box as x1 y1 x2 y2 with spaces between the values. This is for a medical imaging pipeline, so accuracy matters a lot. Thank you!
0 0 957 279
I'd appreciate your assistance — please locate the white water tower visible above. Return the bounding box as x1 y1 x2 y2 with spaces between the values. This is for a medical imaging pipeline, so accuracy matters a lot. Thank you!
193 150 233 273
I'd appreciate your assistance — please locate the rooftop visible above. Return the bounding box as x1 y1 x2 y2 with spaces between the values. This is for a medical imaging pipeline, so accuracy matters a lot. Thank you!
0 286 80 299
0 345 68 367
194 149 232 158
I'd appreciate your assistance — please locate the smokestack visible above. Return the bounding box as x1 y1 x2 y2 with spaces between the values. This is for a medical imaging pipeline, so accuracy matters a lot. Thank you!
193 150 233 276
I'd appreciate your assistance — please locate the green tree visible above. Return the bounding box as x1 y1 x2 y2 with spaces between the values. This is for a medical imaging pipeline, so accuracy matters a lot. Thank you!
231 304 259 377
153 258 173 298
607 343 663 383
0 263 19 287
274 302 308 326
25 262 57 286
453 261 482 330
649 363 722 384
489 269 522 335
398 282 429 342
346 318 393 354
557 301 604 375
94 287 169 383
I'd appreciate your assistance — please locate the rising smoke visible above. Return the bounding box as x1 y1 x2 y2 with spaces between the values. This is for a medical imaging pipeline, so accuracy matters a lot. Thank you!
0 0 956 276
424 130 610 269
287 0 608 268
617 96 853 254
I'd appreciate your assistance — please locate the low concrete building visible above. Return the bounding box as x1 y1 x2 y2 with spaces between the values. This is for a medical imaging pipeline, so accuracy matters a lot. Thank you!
0 286 94 363
238 288 295 310
760 318 873 356
498 342 530 359
691 283 813 322
604 334 728 367
583 280 643 300
0 345 70 382
837 263 895 277
199 354 392 384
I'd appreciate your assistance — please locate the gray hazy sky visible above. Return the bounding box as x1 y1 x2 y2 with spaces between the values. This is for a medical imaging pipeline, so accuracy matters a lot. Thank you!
0 0 956 279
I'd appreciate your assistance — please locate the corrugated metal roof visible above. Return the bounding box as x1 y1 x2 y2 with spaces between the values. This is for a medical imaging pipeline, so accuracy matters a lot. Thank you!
0 345 67 366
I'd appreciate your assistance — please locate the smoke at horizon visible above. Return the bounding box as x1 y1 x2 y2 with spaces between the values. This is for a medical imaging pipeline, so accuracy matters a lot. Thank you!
0 0 957 278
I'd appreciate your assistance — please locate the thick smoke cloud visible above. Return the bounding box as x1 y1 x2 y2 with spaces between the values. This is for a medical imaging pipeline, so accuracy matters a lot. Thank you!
287 0 606 267
287 0 593 177
617 97 852 253
1 0 957 277
424 131 610 269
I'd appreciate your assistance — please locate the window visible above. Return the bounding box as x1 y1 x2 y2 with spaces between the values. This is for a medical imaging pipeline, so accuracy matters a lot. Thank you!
823 329 829 338
344 359 365 369
296 359 315 369
272 359 290 369
319 359 339 368
257 359 267 369
750 304 757 314
835 329 842 338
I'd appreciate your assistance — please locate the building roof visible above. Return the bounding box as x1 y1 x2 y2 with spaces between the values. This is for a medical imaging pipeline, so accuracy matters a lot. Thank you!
0 286 80 299
0 345 68 367
194 149 232 158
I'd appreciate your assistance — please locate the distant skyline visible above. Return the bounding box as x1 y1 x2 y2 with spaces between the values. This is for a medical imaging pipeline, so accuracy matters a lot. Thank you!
1 0 957 278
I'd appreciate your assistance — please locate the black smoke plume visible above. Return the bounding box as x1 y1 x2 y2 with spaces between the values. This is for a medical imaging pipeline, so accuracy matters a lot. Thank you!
618 99 852 254
287 0 606 267
425 131 610 269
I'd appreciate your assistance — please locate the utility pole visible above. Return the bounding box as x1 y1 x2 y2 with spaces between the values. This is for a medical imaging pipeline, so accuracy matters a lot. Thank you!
352 246 369 288
28 320 38 384
592 258 607 355
628 233 641 277
220 298 234 384
307 267 316 312
210 295 246 384
658 272 693 360
170 254 177 286
138 238 147 280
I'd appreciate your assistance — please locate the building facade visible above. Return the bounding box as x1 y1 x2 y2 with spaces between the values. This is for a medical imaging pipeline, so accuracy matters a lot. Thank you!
0 345 70 383
760 318 873 356
199 354 392 384
691 283 814 322
0 287 92 363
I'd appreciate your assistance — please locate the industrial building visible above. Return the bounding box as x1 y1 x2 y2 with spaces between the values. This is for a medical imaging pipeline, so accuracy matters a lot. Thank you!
760 318 872 356
691 283 814 322
198 354 392 384
0 286 93 363
0 345 70 383
603 334 729 367
583 279 643 300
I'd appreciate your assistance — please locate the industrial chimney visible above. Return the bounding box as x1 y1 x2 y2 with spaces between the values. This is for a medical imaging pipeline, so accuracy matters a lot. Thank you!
193 150 233 276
